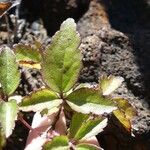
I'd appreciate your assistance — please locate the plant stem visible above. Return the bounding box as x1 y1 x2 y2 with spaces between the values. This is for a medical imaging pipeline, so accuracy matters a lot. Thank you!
51 107 62 130
18 113 33 131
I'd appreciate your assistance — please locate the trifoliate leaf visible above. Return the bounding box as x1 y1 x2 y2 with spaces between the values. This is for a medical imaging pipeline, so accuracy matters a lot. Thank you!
43 136 69 150
19 89 62 112
0 46 20 95
66 88 116 115
100 76 124 96
0 100 18 138
41 18 82 93
69 113 107 141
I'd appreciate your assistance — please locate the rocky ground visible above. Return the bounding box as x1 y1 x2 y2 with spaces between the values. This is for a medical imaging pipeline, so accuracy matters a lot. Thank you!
0 0 150 149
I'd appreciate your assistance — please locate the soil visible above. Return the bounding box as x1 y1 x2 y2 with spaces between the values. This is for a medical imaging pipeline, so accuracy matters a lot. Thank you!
0 0 150 149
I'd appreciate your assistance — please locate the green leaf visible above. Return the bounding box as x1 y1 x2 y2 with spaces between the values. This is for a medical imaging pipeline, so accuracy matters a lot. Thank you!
66 88 116 115
69 113 89 139
43 136 69 150
69 113 107 141
14 44 41 69
14 43 41 63
76 144 101 150
100 75 124 96
0 46 20 95
41 18 81 93
19 89 62 112
65 83 93 97
0 100 18 138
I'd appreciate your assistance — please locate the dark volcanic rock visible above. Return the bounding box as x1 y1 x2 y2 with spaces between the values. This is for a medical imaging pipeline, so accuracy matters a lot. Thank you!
77 0 150 149
79 35 101 82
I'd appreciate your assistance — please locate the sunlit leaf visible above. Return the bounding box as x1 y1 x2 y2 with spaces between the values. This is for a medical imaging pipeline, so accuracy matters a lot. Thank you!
43 136 69 150
18 61 41 69
0 100 18 138
41 18 82 93
74 83 95 91
0 46 20 95
69 113 108 141
69 113 89 139
40 107 59 116
113 98 136 119
100 76 124 96
113 109 131 132
65 83 95 98
8 95 23 104
76 143 102 150
113 98 136 132
14 44 41 63
19 89 62 112
14 44 42 69
66 88 116 115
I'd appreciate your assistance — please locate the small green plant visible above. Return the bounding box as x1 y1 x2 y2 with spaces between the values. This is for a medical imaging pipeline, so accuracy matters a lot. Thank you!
0 18 136 150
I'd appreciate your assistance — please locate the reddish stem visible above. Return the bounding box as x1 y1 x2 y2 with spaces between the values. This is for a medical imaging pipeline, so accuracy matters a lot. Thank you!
18 113 33 131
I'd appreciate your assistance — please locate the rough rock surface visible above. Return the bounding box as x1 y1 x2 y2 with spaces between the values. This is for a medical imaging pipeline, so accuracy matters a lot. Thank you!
77 0 150 149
